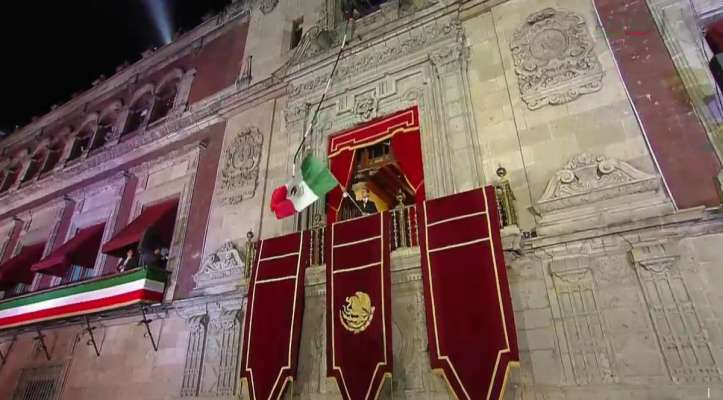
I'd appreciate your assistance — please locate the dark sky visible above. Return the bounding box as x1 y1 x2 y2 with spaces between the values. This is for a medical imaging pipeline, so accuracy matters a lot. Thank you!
0 0 231 134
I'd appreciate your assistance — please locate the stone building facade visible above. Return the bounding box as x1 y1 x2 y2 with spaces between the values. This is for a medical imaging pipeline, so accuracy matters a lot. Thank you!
0 0 721 399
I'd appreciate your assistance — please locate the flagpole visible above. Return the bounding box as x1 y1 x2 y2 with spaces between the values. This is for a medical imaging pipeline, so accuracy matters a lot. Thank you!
292 18 353 176
340 184 366 216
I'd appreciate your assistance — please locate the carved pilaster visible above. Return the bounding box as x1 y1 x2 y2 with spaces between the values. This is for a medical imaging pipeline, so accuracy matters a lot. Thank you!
630 241 722 383
177 295 245 399
550 257 616 384
174 68 197 115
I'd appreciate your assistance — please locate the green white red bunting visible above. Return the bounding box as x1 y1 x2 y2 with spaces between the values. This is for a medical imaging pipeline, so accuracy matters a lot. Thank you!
0 267 166 330
270 154 338 219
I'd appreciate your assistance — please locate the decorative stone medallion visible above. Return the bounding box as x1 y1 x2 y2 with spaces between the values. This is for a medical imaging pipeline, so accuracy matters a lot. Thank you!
510 8 603 110
219 127 263 205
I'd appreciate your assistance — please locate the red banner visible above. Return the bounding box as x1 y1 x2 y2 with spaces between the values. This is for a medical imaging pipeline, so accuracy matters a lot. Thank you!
326 213 392 400
418 187 518 400
241 231 309 400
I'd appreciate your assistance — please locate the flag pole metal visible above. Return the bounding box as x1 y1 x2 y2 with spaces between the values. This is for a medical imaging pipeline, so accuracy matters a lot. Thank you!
339 184 366 216
292 18 353 176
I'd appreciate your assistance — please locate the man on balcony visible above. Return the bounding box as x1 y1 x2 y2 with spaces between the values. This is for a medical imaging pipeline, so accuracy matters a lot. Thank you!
357 187 378 215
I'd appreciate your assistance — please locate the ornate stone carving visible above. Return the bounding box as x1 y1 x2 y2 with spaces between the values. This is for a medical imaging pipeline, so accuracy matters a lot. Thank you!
288 17 462 99
510 8 603 110
353 94 377 121
534 153 658 214
218 127 263 205
258 0 278 14
192 241 246 295
630 242 722 383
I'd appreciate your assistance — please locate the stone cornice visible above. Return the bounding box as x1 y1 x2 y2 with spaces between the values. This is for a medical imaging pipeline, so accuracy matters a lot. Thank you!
0 74 288 220
0 6 250 150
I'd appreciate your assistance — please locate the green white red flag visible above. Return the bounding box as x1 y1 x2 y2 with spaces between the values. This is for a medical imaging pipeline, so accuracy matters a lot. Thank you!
270 154 338 219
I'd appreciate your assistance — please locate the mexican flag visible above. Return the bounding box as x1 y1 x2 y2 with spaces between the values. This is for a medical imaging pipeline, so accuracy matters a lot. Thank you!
270 154 338 219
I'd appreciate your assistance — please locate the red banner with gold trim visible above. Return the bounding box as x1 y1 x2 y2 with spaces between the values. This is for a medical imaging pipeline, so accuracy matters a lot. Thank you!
418 187 518 400
326 213 392 400
241 231 309 400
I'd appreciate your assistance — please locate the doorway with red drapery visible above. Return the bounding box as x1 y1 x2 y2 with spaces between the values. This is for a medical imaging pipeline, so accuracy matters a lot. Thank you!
326 106 425 224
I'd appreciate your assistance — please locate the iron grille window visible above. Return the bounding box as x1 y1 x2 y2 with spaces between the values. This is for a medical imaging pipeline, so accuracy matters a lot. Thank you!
12 363 66 400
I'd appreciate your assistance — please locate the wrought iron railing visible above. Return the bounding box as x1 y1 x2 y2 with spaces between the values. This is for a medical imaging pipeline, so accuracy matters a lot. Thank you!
390 204 418 251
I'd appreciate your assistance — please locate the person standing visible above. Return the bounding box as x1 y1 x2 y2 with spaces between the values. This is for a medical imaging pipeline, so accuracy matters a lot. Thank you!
357 187 378 215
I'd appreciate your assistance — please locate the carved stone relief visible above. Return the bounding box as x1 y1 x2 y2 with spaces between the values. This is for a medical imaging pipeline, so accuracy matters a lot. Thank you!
550 257 616 384
630 242 722 383
534 153 659 214
257 0 278 14
178 297 245 399
192 241 246 295
353 94 377 122
218 127 263 205
510 8 603 110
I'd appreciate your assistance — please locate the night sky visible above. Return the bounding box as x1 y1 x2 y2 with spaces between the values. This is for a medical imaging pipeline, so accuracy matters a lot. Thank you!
0 0 231 135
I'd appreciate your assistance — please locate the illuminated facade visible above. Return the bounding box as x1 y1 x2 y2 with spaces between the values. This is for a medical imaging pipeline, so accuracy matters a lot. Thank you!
0 0 722 399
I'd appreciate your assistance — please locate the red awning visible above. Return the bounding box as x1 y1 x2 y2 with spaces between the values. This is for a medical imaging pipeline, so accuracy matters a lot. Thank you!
101 199 178 257
0 242 46 286
31 223 105 276
707 19 723 54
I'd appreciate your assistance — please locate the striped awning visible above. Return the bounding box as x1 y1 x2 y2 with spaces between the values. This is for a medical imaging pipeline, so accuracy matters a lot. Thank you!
0 267 166 330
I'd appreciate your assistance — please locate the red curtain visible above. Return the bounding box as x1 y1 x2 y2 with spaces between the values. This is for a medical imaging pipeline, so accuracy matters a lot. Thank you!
706 19 723 54
327 107 424 223
417 187 518 400
32 223 105 276
0 242 46 286
101 199 178 257
390 128 425 201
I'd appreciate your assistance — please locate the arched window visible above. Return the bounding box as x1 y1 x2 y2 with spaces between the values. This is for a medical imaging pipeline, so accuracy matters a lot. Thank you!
67 124 95 162
0 164 20 194
122 91 153 137
39 143 62 176
149 78 179 124
20 151 45 184
91 112 117 151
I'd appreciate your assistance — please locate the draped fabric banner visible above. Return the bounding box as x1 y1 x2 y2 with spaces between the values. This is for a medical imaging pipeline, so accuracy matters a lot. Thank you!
327 107 425 223
326 213 392 400
418 187 518 400
241 231 309 400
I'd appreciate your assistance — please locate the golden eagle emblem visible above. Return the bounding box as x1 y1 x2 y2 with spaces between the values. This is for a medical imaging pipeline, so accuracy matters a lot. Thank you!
340 291 375 334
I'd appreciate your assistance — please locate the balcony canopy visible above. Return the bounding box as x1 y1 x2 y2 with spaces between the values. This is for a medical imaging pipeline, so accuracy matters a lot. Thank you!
101 199 178 257
32 223 105 276
0 242 46 288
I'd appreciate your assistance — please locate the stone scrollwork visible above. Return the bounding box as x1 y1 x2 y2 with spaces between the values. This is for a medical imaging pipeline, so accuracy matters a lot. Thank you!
192 241 245 295
354 95 377 122
534 153 658 214
258 0 278 14
218 127 263 205
510 8 603 110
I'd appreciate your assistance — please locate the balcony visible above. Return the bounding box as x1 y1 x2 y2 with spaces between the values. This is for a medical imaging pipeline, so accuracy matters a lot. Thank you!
0 267 168 333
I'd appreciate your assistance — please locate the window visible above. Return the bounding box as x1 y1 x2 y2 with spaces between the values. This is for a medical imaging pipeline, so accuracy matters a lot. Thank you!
91 113 116 151
149 79 179 124
20 152 44 184
122 92 153 137
291 17 304 49
67 125 94 162
0 165 20 193
7 282 27 297
39 145 62 176
11 363 67 400
340 0 389 18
